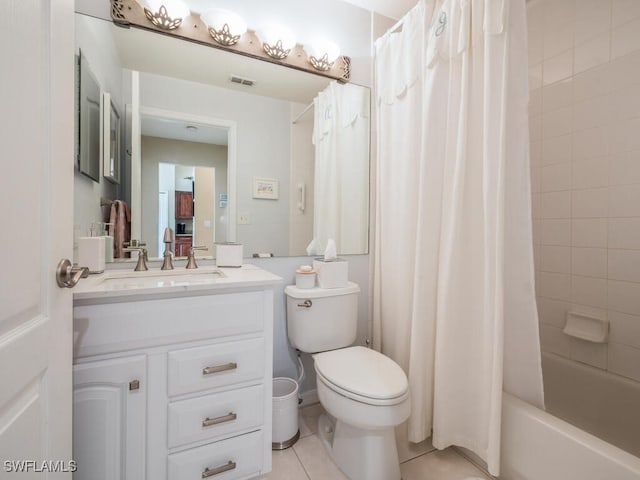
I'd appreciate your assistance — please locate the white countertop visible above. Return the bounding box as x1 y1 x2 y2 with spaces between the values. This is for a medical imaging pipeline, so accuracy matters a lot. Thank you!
73 264 283 303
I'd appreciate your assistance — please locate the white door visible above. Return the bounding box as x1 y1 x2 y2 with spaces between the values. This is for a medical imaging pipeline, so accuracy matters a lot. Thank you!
73 356 147 480
0 0 75 476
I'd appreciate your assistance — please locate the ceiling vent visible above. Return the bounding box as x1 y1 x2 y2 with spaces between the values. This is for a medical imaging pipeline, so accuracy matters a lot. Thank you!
230 75 255 87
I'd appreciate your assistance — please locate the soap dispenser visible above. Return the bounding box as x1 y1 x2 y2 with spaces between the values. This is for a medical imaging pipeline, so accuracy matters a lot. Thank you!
77 223 106 273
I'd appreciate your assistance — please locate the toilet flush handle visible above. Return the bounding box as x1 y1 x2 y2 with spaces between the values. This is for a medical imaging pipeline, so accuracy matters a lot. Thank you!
297 299 312 308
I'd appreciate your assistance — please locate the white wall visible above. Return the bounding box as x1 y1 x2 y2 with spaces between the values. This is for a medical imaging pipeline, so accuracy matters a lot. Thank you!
529 0 640 384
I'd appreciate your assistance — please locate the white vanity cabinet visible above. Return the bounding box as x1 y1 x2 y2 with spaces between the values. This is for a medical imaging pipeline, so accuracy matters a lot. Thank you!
73 273 277 480
73 355 146 480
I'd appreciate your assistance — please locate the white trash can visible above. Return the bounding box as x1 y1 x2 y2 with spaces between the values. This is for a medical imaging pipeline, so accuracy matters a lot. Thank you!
272 377 300 450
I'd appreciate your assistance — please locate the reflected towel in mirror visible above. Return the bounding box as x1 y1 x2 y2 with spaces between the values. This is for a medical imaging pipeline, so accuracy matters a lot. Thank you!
108 199 131 258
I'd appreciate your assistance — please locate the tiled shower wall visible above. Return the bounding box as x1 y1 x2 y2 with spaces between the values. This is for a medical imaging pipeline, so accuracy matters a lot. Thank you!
528 0 640 382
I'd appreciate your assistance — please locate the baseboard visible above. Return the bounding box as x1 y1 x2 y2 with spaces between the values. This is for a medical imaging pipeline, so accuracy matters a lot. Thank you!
299 388 319 407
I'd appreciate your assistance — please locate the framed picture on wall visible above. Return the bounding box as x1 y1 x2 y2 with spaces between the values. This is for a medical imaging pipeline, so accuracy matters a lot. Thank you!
253 177 279 200
102 92 121 184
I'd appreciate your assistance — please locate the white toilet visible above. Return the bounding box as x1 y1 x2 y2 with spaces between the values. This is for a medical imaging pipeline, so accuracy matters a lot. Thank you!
285 282 410 480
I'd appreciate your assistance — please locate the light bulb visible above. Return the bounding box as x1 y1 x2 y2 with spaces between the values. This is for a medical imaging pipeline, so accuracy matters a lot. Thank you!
201 9 247 46
142 0 189 30
259 26 296 59
308 40 340 64
308 39 340 71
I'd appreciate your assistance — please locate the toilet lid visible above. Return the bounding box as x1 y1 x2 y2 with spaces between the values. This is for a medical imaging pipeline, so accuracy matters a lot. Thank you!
313 346 408 400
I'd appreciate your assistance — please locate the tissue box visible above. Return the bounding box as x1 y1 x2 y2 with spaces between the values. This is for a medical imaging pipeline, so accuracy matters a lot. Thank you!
313 258 348 288
216 243 243 267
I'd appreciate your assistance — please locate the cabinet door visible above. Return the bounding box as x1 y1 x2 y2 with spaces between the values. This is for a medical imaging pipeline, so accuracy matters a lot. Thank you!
175 236 192 256
175 191 193 219
73 355 146 480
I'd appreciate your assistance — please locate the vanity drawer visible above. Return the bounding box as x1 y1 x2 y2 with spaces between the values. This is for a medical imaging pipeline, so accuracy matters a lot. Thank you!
168 338 265 397
167 384 264 448
74 291 266 357
167 430 264 480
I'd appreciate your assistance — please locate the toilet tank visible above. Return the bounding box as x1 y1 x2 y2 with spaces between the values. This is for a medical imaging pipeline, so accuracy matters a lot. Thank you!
285 282 360 353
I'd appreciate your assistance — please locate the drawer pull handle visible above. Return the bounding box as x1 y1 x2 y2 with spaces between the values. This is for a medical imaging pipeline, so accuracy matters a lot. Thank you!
202 362 237 376
202 461 236 478
202 412 237 427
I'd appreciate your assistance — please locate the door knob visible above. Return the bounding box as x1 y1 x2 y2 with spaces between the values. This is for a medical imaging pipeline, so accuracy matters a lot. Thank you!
56 258 89 288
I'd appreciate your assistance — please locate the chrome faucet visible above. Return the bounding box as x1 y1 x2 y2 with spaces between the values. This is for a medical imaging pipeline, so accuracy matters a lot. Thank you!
161 227 174 270
123 246 148 271
186 246 208 269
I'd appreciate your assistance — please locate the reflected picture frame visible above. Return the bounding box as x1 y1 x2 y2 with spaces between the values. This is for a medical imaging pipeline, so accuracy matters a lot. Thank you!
252 177 279 200
103 92 121 184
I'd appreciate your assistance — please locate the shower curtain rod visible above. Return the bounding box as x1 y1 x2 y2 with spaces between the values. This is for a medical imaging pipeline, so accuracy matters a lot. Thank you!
292 101 314 124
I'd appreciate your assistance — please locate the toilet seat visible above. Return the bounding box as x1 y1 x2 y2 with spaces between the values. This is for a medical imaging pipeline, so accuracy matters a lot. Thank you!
313 346 409 406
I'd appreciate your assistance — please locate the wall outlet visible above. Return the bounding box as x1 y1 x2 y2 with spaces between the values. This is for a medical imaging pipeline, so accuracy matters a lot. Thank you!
238 212 251 225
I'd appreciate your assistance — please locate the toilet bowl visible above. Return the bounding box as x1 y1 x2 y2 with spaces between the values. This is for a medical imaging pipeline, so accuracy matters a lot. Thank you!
285 283 410 480
314 346 410 480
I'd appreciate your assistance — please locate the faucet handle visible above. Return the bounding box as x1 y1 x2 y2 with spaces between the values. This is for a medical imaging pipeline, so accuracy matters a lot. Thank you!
163 227 174 244
186 246 208 269
124 239 147 248
123 246 148 271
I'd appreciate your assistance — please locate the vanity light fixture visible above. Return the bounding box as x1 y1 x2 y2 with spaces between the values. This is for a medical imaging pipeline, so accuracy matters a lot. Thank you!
111 0 351 82
259 27 295 60
263 39 290 59
308 40 341 71
141 0 189 30
201 9 247 46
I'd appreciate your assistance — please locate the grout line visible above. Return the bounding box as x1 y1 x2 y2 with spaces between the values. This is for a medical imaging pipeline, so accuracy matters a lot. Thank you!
291 438 313 480
398 446 442 468
399 445 437 465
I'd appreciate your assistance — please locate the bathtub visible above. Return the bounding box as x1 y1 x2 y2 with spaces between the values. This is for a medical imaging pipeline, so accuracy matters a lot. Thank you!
500 352 640 480
542 351 640 457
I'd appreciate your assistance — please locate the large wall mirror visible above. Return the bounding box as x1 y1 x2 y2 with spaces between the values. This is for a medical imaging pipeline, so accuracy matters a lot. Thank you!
73 11 370 260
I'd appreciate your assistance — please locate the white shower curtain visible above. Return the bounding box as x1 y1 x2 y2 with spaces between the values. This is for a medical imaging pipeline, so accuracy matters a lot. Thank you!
373 0 544 475
310 81 370 255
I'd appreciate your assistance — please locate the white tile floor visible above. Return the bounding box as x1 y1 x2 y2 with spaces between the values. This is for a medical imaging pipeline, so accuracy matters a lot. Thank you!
268 403 493 480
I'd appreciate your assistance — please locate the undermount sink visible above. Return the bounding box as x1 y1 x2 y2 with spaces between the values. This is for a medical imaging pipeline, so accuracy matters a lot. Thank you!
99 268 226 290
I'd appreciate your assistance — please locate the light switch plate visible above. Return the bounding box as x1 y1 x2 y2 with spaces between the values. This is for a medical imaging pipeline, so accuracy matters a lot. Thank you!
238 212 251 225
